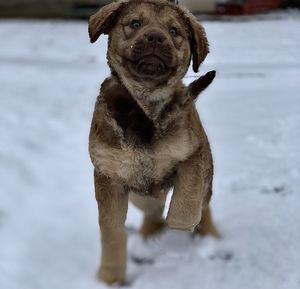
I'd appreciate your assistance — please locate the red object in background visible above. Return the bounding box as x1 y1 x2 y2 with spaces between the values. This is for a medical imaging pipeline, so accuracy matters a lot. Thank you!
216 0 283 15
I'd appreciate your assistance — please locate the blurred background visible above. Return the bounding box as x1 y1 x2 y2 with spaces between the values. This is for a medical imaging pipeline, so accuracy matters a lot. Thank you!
0 1 299 289
0 0 300 17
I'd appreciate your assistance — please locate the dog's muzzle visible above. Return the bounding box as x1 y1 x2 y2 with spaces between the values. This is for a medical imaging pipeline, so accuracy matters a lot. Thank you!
135 55 167 75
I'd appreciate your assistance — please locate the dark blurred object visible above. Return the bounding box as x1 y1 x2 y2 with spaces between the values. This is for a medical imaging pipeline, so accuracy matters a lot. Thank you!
180 0 217 13
0 0 111 18
282 0 300 7
1 0 298 18
216 0 283 15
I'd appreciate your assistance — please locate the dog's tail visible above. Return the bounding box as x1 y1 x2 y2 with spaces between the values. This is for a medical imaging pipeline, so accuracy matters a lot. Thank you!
186 70 216 104
156 70 216 125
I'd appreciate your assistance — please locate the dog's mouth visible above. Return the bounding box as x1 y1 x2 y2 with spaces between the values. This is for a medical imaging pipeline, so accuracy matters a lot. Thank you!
134 55 167 76
127 54 174 81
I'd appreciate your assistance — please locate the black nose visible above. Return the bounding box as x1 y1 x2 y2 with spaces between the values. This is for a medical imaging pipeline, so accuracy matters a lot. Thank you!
144 31 166 45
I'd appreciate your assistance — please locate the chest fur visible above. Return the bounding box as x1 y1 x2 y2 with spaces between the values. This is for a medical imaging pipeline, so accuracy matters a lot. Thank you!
90 125 196 190
89 83 199 191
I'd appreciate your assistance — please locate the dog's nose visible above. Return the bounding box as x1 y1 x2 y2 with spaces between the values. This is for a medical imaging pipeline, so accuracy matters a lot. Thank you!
144 31 166 45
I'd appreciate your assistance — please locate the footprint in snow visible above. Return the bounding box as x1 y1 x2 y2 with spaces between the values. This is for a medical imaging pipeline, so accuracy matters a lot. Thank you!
260 184 289 195
209 250 234 262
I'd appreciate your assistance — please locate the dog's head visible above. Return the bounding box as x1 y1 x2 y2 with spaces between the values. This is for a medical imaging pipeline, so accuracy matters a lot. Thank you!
89 0 209 92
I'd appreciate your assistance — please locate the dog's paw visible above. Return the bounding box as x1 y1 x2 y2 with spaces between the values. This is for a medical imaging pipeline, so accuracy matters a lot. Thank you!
139 216 166 238
166 219 198 231
97 265 126 285
193 223 221 239
166 211 202 232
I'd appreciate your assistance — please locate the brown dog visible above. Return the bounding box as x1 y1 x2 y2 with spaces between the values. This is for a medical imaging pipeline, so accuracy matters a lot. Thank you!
88 0 219 285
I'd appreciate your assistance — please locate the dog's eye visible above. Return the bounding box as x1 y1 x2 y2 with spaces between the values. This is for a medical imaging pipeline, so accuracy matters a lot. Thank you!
169 26 178 36
131 19 141 29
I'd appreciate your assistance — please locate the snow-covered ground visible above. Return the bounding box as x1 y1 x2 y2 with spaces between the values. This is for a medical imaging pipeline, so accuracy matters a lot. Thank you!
0 12 300 289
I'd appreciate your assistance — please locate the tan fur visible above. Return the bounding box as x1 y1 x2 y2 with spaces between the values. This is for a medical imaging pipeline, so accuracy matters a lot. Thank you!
88 0 219 285
194 206 221 239
130 190 167 237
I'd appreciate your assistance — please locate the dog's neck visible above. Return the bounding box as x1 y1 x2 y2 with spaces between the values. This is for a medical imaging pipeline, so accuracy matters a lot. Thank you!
111 71 183 121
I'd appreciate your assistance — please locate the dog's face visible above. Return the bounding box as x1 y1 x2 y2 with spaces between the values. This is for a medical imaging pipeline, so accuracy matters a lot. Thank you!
89 0 209 90
108 3 191 83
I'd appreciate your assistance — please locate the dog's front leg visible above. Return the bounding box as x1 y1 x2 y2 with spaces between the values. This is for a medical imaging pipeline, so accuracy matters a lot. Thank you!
94 170 128 285
166 149 208 231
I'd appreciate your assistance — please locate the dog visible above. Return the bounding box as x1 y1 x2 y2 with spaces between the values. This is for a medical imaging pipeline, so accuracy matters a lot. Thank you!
88 0 219 285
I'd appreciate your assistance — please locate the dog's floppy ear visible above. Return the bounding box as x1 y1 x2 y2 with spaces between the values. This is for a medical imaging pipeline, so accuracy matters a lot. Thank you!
88 1 127 43
186 13 209 73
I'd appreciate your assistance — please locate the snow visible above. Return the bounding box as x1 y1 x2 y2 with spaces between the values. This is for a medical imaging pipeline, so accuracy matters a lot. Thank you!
0 12 300 289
